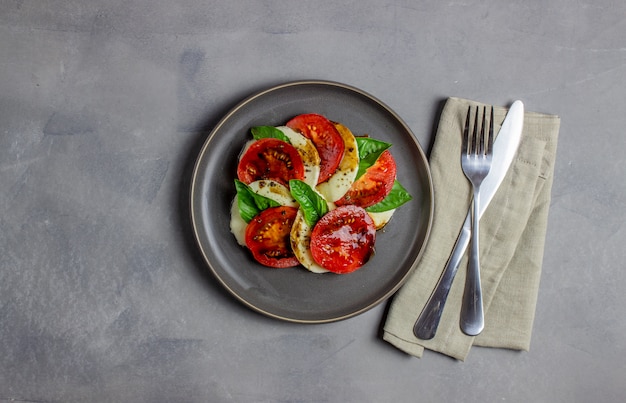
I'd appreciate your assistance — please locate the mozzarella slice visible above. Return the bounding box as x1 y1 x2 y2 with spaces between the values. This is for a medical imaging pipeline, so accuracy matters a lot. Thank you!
316 122 359 202
368 209 396 230
290 209 329 274
230 198 247 246
276 126 321 188
248 179 297 207
238 139 255 161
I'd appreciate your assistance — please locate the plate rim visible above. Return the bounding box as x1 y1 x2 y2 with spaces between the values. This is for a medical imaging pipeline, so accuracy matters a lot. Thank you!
189 79 434 323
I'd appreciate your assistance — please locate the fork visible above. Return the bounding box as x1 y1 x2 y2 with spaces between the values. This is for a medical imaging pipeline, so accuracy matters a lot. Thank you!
459 105 494 336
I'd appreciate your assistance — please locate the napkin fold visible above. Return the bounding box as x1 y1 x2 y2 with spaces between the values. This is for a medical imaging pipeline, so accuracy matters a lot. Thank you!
383 97 560 361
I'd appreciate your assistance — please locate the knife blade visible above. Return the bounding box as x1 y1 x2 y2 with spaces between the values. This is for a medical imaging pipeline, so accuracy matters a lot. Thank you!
413 100 524 340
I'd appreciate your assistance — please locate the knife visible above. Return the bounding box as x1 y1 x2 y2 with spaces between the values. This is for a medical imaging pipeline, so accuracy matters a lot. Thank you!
413 100 524 340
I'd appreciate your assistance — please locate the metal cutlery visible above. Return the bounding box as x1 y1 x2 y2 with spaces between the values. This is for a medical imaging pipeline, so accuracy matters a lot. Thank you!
459 105 493 336
413 101 524 340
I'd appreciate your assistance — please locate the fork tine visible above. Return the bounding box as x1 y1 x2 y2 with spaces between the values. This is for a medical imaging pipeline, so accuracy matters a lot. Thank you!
462 105 471 154
487 106 494 155
472 106 479 155
480 106 487 155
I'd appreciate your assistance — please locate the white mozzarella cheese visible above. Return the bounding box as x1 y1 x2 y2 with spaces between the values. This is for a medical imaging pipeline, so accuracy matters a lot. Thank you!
290 209 329 274
276 126 321 188
238 139 255 161
316 122 359 202
367 209 396 230
248 179 297 207
230 197 247 246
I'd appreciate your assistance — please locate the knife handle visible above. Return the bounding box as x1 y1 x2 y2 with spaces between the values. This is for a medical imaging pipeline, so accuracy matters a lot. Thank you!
413 225 470 340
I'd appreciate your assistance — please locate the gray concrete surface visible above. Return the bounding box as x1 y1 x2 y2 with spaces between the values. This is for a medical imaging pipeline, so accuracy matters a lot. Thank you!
1 1 624 402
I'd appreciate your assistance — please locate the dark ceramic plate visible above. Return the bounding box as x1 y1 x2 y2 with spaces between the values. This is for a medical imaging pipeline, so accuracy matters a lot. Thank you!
190 80 433 323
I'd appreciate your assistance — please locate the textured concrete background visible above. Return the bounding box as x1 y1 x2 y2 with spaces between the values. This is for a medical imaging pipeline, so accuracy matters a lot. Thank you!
1 1 625 402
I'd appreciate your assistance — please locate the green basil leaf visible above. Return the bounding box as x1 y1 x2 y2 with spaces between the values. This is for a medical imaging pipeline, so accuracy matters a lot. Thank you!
355 137 392 179
289 179 329 227
251 126 291 143
234 179 280 223
366 180 413 213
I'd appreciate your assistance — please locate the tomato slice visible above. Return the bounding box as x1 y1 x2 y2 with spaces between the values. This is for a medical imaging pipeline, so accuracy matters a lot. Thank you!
309 205 376 274
245 206 299 268
286 114 345 184
237 138 305 186
335 150 397 208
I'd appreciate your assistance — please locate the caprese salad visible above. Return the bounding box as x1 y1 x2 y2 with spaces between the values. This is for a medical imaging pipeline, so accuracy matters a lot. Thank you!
229 113 412 274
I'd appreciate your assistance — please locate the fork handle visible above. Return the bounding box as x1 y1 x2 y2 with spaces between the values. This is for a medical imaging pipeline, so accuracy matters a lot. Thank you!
460 190 485 336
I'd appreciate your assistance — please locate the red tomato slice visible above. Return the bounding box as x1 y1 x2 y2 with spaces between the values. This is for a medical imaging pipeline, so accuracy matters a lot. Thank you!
335 150 397 208
309 205 376 274
237 138 305 186
286 113 345 184
245 206 299 268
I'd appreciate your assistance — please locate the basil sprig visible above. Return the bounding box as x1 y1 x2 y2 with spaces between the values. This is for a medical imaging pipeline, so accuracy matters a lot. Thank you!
251 126 291 143
234 179 280 223
366 180 413 213
289 179 328 227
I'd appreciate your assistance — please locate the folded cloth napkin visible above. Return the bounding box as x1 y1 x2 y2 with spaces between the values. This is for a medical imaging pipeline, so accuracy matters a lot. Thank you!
383 97 560 361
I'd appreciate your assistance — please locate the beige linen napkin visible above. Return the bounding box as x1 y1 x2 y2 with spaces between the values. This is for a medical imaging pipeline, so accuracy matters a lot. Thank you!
383 97 560 361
